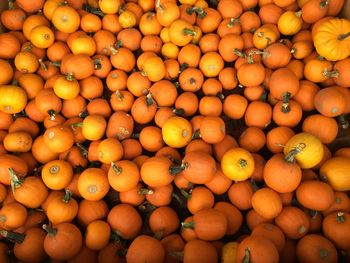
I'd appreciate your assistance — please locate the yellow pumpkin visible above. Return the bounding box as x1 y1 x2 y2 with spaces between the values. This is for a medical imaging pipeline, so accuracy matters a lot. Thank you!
320 157 350 191
161 42 179 59
313 18 350 61
222 242 238 263
277 11 303 36
53 74 80 100
253 25 278 49
162 116 193 148
69 35 96 56
0 85 27 114
30 25 55 49
119 10 137 28
98 0 123 14
284 132 324 169
142 56 166 82
221 147 255 181
169 19 196 47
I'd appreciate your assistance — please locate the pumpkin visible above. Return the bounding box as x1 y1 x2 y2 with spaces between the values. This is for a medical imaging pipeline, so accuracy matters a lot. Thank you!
314 87 346 117
221 147 255 181
186 186 214 214
320 157 350 191
238 127 266 153
264 153 302 193
43 223 83 261
43 125 74 153
251 187 283 219
77 168 110 201
141 156 175 187
236 236 279 263
0 85 27 114
283 132 324 169
0 202 27 230
251 223 286 253
222 242 238 263
214 202 243 236
322 212 350 250
108 160 140 192
199 116 226 144
12 227 46 263
296 234 338 263
41 159 73 190
85 220 111 251
253 25 278 49
149 206 179 237
296 181 334 211
182 208 227 241
3 132 32 153
183 239 218 263
126 235 165 263
47 190 78 224
146 184 174 207
275 206 310 239
278 11 303 35
77 199 109 227
30 25 55 49
107 204 142 239
313 18 350 61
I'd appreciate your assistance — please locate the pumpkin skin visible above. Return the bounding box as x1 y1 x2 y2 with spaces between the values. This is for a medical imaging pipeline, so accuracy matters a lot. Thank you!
149 206 179 237
264 153 302 193
296 181 334 211
214 202 243 236
278 10 303 35
221 147 255 181
320 157 350 191
77 199 109 227
275 206 310 239
77 168 110 201
0 154 27 186
162 116 193 148
187 186 214 215
251 188 283 219
314 18 350 61
314 87 346 117
302 114 338 144
0 202 27 230
0 85 27 114
322 212 350 250
108 160 140 192
47 191 78 224
43 223 83 261
236 236 279 263
183 239 218 263
251 223 286 253
85 220 111 251
41 160 73 190
283 132 324 169
296 234 338 263
141 156 175 187
126 235 165 263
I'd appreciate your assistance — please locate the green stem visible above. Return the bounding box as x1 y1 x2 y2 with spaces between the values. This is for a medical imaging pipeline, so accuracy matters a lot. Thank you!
320 0 329 8
238 159 248 168
180 188 191 199
153 230 164 240
169 251 184 261
281 92 291 113
181 221 194 229
38 59 48 71
169 162 187 175
284 143 306 163
93 58 102 70
66 73 74 81
138 188 154 195
336 212 345 223
242 248 251 263
337 114 349 129
183 28 196 36
42 224 57 236
8 168 23 193
0 230 25 244
179 62 188 73
191 129 201 140
233 48 246 58
173 108 185 116
111 162 122 175
295 10 302 18
323 70 339 78
71 122 83 128
63 190 72 203
227 17 239 28
47 110 56 121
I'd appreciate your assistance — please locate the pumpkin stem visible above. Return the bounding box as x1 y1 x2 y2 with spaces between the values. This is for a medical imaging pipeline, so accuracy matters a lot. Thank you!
290 48 296 54
169 251 184 261
242 248 251 263
260 90 268 102
66 73 74 81
111 162 123 175
336 212 345 223
47 110 56 121
320 0 329 8
308 209 318 218
233 49 246 58
153 230 164 240
227 17 240 28
76 143 88 157
179 62 188 73
109 45 119 55
138 202 156 212
281 92 291 113
8 168 23 193
51 61 61 68
337 114 349 129
8 0 15 10
110 231 122 242
146 92 157 107
186 7 206 18
183 28 196 37
284 143 306 163
238 159 248 168
42 224 57 236
295 10 302 18
323 70 339 78
191 129 201 140
319 248 330 259
181 221 194 229
131 133 140 139
116 248 128 257
93 58 102 70
246 53 255 64
179 188 192 199
0 230 25 244
63 190 72 203
115 90 124 100
338 31 350 41
169 162 187 175
173 108 185 116
38 59 48 71
138 188 154 195
71 122 83 128
79 110 89 118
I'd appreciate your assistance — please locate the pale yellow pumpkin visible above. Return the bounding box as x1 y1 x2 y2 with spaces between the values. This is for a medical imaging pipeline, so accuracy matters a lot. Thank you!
283 132 324 169
221 147 255 181
162 116 193 148
0 85 27 114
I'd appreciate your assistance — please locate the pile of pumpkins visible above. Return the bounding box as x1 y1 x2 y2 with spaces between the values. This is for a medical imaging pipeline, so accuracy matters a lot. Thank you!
0 0 349 262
